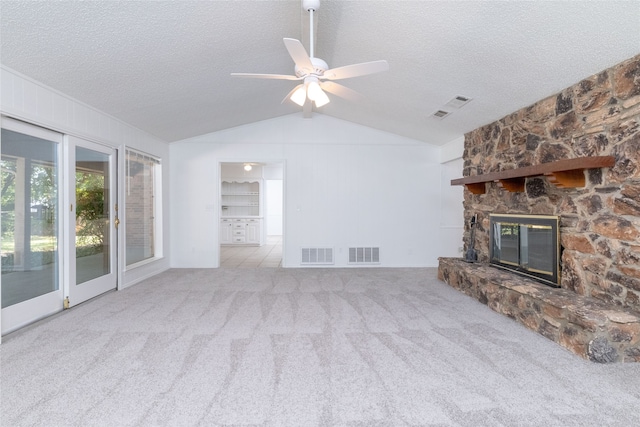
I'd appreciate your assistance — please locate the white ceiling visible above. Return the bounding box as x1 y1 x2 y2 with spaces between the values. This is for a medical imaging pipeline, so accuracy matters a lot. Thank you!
1 1 639 145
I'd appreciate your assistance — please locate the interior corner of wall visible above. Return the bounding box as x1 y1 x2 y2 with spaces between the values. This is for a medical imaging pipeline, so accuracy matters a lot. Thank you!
439 136 465 164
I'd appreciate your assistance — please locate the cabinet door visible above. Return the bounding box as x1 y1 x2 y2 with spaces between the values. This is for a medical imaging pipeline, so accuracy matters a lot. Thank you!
246 221 260 244
220 221 232 244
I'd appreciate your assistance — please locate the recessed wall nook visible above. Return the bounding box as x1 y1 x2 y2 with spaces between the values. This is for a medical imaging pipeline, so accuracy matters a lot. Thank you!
439 54 640 363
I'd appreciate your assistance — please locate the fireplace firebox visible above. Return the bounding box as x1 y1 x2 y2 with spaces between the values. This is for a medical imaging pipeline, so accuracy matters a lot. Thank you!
489 214 560 287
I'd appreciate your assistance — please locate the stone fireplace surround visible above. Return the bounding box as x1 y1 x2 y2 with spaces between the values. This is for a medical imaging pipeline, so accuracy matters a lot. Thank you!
438 54 640 362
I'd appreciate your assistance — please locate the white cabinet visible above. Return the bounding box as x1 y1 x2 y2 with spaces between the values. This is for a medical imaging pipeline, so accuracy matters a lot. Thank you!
220 179 263 246
220 218 262 246
232 221 246 244
245 219 260 244
220 219 233 244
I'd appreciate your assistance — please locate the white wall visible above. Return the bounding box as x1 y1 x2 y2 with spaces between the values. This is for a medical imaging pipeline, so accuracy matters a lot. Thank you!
1 65 171 289
170 114 463 268
439 137 465 257
265 180 283 235
263 164 284 235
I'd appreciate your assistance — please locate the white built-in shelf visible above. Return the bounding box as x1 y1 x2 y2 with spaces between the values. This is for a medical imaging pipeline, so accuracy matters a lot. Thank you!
221 180 261 217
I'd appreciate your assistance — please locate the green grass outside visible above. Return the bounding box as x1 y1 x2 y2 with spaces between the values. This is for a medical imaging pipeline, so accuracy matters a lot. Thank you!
1 234 98 253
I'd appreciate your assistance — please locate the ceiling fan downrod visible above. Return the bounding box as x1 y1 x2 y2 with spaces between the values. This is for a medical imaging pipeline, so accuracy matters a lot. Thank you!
303 0 320 59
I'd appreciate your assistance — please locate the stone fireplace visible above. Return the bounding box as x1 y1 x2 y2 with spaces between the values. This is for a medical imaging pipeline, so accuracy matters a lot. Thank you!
439 54 640 362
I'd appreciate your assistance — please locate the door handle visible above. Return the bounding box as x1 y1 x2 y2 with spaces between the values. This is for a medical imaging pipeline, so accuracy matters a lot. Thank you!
114 217 120 229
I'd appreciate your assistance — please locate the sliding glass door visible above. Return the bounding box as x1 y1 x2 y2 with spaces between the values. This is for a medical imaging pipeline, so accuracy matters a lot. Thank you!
1 120 118 334
1 118 63 334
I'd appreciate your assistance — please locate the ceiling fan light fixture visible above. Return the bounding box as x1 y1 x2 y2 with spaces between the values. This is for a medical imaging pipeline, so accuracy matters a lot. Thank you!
290 85 307 106
307 79 330 107
306 78 322 101
314 89 330 107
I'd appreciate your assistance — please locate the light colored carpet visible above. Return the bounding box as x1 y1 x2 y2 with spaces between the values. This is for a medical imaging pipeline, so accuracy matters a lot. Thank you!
2 267 640 426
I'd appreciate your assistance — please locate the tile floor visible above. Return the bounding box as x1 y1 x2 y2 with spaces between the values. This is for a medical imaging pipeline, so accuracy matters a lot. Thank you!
220 235 282 268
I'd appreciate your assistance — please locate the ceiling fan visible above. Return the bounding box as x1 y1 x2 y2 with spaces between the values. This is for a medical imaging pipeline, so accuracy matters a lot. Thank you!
231 0 389 117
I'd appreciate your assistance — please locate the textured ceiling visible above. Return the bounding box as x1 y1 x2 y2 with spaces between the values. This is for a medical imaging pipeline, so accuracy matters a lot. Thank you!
1 1 639 145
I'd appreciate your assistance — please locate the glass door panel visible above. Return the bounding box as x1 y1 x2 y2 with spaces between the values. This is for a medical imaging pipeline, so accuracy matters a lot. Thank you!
67 137 117 307
75 147 110 284
1 119 63 335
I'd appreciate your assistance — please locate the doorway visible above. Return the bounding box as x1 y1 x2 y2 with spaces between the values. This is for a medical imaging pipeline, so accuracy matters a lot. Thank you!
219 162 283 268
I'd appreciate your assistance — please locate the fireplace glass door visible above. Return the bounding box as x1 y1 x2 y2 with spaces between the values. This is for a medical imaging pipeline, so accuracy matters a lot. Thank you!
490 214 560 287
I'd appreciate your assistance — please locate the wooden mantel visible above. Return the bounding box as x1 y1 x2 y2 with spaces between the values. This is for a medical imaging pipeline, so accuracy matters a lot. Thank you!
451 156 615 195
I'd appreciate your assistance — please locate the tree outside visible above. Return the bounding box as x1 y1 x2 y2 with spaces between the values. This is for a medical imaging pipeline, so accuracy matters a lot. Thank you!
1 156 106 271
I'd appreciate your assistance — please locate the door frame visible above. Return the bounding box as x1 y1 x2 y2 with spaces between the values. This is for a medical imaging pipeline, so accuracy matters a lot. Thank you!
217 160 286 267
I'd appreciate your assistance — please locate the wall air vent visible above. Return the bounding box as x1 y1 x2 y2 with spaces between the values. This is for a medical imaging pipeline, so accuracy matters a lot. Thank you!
348 247 380 264
301 248 334 265
432 110 451 120
445 95 472 108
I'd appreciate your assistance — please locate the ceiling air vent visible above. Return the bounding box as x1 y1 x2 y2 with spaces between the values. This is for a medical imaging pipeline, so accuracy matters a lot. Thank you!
432 110 451 120
446 95 472 108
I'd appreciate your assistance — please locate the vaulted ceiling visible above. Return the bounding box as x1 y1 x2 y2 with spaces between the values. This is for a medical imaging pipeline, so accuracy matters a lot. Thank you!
1 1 639 145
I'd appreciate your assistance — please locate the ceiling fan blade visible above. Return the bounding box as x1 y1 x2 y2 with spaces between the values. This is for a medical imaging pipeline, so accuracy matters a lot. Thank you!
282 84 304 104
283 38 314 74
231 73 301 81
320 81 363 102
322 60 389 80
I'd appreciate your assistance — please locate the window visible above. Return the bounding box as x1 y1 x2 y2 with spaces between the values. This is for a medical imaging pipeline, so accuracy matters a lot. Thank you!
125 149 161 266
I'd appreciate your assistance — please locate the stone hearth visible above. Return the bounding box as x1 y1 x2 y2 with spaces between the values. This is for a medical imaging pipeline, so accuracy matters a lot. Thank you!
438 258 640 362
